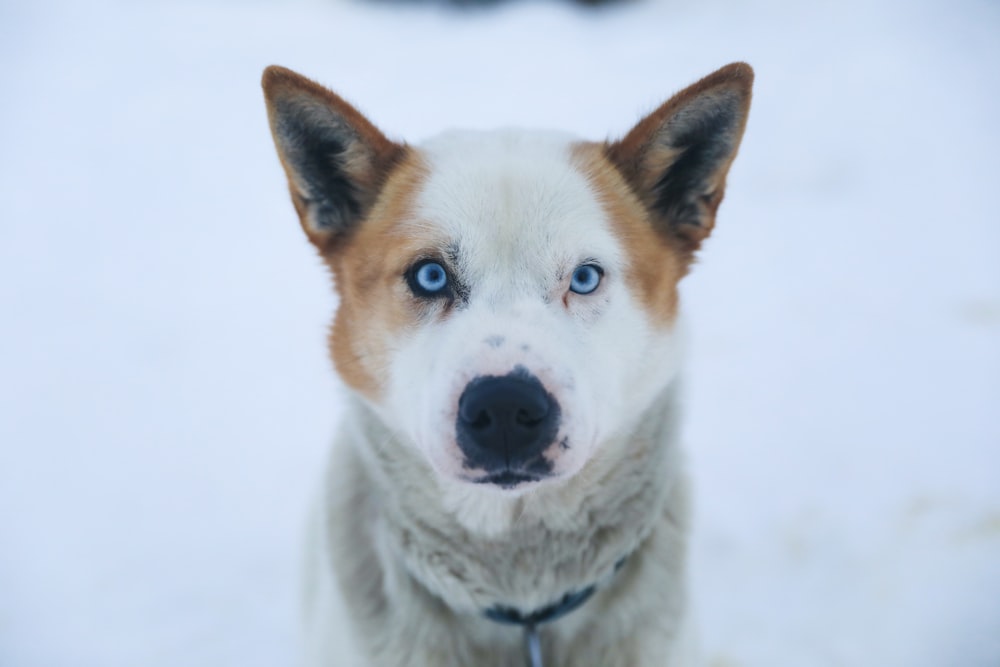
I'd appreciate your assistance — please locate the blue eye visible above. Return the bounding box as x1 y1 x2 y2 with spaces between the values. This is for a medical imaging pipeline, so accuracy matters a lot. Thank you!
570 264 603 295
410 261 449 296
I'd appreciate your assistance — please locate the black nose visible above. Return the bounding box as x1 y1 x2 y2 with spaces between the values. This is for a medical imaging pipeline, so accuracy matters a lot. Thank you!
456 370 560 483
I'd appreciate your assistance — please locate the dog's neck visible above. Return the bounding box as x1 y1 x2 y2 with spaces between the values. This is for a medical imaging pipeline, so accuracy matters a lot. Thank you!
344 381 684 617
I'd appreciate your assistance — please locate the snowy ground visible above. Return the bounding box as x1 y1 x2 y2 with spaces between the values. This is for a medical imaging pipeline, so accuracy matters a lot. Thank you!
1 0 998 665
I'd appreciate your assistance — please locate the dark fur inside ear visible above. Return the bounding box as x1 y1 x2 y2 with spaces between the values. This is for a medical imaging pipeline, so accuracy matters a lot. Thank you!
272 97 366 235
607 62 753 251
651 90 743 231
262 66 404 248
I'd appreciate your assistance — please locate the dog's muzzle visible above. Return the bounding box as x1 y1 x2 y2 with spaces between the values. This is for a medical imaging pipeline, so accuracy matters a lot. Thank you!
456 369 560 487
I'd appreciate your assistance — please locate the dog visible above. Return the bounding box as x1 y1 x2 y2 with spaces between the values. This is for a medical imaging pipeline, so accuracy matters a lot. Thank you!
262 62 752 667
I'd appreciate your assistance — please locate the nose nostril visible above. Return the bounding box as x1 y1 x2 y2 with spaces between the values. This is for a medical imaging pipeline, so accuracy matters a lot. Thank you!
469 411 492 430
515 409 543 428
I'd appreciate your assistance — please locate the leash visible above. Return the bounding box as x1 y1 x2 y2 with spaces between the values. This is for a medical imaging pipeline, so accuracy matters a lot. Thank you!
482 557 627 667
524 624 543 667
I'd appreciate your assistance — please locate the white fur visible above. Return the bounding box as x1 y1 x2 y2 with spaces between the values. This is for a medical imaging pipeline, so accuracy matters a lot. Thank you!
304 130 695 666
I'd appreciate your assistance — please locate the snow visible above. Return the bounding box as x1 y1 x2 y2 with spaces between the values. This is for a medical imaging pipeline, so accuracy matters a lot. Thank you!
1 0 998 665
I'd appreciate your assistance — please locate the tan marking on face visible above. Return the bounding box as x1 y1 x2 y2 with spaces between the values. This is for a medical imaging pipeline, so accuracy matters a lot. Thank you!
572 142 688 326
324 150 431 399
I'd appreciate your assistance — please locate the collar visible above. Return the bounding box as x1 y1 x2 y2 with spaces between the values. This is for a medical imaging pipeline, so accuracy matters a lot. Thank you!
481 556 628 667
483 583 599 627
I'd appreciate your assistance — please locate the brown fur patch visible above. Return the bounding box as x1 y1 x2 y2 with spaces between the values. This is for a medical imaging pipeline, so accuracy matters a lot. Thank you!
572 143 687 327
324 151 431 399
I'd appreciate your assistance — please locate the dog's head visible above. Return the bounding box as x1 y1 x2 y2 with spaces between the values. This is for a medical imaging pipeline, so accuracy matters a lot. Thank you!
263 65 752 497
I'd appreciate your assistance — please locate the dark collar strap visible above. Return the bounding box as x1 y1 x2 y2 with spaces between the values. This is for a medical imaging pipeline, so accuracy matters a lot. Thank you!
481 556 629 667
482 556 627 628
484 584 597 627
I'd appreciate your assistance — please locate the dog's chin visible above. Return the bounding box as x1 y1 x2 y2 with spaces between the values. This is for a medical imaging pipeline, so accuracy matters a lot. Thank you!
438 472 544 536
470 470 549 491
424 444 561 493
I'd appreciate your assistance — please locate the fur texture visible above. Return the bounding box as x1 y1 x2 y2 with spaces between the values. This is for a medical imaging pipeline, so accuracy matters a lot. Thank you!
262 63 753 667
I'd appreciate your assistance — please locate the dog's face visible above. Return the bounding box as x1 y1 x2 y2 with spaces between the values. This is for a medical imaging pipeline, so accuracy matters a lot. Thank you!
263 65 752 497
361 131 688 490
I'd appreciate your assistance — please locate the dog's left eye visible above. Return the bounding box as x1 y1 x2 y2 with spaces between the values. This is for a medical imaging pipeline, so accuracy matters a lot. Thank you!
408 260 450 297
569 264 603 295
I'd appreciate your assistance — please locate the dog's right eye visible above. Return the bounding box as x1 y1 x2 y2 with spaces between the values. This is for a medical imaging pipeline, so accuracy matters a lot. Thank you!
569 264 603 295
407 260 450 298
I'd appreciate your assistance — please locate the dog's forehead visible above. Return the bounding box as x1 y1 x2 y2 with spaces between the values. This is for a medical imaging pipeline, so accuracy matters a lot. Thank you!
411 130 622 284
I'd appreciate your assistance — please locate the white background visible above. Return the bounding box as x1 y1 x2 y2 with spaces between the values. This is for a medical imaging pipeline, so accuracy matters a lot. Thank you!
1 0 998 664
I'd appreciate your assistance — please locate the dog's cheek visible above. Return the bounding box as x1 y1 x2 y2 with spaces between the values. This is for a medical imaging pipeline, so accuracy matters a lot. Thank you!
380 322 456 465
329 300 389 400
613 314 683 433
328 267 418 402
575 295 661 439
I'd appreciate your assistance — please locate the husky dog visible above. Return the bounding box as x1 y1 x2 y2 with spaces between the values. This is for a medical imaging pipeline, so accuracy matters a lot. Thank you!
262 62 752 667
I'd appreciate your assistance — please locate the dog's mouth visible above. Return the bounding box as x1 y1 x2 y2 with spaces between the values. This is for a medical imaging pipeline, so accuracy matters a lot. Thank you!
472 470 544 489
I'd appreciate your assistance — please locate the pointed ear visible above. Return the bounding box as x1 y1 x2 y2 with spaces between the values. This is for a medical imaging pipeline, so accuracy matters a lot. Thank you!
606 62 753 252
261 66 405 249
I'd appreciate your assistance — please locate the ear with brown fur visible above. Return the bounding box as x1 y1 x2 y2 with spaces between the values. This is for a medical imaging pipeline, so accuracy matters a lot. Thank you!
261 66 405 249
606 62 753 252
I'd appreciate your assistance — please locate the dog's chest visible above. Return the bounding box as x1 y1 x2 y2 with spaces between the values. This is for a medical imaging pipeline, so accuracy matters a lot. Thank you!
378 453 669 616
